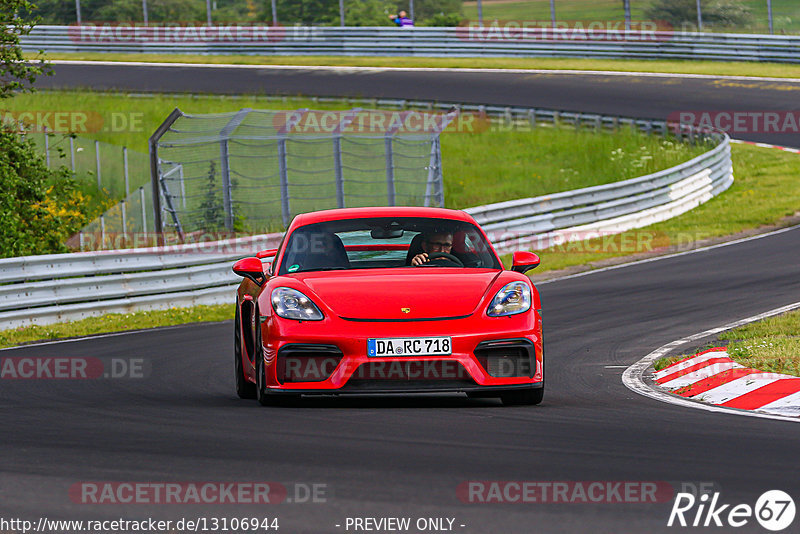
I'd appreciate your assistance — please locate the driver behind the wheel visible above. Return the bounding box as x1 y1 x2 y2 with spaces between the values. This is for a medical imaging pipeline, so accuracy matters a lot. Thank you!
409 230 454 266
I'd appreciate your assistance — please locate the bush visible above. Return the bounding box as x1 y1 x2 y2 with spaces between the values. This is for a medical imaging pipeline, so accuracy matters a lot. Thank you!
420 12 461 26
0 131 93 257
645 0 750 28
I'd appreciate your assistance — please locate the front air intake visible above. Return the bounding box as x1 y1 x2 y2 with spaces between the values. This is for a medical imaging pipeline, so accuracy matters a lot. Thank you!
276 344 343 383
474 339 536 378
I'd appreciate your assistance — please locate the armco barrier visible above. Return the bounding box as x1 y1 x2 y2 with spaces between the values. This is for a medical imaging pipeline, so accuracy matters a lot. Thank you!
0 234 282 329
20 25 800 63
0 116 731 329
471 133 732 253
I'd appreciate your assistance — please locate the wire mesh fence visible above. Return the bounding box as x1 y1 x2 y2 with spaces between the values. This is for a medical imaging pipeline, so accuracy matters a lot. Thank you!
23 130 149 199
151 108 452 238
68 186 155 250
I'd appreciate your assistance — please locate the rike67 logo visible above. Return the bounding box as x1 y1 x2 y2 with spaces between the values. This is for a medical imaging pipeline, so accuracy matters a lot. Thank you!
668 490 795 531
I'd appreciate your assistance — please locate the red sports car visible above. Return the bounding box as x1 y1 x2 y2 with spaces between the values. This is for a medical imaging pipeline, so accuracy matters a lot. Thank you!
232 206 544 405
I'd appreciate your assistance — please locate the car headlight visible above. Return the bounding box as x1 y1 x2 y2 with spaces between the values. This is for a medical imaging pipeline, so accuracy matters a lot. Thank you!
487 281 531 317
271 287 324 321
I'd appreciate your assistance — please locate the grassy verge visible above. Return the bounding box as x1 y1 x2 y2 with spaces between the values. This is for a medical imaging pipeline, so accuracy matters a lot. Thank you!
36 52 800 79
654 310 800 377
461 0 800 35
525 143 800 273
0 305 233 349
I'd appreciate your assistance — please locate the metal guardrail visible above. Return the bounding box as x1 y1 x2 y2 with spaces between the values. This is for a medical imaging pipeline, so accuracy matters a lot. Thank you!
0 102 731 329
0 234 282 329
20 25 800 62
470 134 732 253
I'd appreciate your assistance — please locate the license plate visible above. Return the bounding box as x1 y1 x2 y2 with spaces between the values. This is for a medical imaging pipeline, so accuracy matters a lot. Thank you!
367 337 452 357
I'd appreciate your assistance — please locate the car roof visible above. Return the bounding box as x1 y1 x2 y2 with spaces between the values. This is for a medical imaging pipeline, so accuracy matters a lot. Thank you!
289 207 477 228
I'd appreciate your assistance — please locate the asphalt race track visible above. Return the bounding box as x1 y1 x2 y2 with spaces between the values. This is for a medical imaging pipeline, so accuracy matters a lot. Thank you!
39 62 800 146
2 64 799 533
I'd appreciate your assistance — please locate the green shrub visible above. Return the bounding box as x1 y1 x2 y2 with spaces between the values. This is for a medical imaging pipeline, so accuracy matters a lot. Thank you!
645 0 750 28
0 131 95 257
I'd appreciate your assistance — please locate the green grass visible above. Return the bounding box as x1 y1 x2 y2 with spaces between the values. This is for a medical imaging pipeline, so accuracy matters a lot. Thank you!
3 90 708 211
36 52 800 79
527 142 800 273
461 0 800 35
655 310 800 377
0 305 233 349
721 310 800 376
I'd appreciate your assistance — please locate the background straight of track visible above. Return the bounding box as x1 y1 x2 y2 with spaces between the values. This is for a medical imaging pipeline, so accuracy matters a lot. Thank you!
2 63 798 533
40 62 800 146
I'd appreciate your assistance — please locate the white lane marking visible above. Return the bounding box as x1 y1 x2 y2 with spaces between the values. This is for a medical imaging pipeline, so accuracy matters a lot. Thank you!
48 60 800 83
538 223 800 285
622 300 800 423
653 351 726 380
694 373 795 405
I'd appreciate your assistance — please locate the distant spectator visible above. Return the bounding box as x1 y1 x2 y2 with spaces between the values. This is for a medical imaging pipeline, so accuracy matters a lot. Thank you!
389 10 414 28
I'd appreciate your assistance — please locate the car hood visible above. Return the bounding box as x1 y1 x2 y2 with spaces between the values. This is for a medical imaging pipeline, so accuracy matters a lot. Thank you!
294 269 503 320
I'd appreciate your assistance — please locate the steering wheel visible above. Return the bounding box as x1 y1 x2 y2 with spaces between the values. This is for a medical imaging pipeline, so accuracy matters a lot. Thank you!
415 252 464 267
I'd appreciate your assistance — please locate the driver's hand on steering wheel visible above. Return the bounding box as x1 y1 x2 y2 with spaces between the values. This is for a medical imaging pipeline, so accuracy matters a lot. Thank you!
411 253 429 266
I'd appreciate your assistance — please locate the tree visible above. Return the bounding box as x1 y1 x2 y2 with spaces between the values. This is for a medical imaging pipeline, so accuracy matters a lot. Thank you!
200 161 225 232
274 0 339 25
0 131 91 257
1 0 49 99
345 0 395 26
1 0 93 256
392 0 461 24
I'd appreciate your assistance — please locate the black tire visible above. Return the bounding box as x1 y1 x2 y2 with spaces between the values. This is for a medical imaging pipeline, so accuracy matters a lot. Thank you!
254 318 273 406
501 387 544 406
234 303 256 399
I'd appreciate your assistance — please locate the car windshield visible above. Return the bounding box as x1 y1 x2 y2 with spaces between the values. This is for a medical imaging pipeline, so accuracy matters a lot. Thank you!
277 217 501 275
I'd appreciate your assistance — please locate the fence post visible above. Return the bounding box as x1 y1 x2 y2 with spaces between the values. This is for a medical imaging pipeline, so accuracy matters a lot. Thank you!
333 135 345 208
100 215 106 250
70 137 75 172
121 199 127 247
123 146 129 196
332 109 361 209
139 187 147 235
218 108 252 232
385 135 395 206
149 108 184 245
219 139 234 231
278 138 290 226
44 127 50 167
95 140 102 190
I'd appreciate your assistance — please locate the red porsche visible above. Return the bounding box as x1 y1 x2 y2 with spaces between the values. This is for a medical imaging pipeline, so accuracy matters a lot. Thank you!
232 207 544 405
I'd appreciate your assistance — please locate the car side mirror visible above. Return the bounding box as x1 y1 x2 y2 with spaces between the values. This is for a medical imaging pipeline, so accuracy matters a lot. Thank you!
233 257 267 287
511 251 540 274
